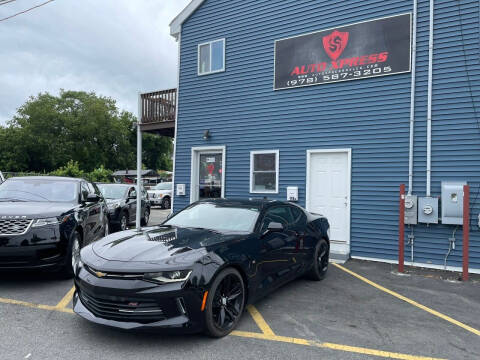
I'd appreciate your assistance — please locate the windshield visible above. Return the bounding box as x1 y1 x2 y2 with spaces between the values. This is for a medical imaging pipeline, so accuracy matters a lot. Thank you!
0 179 78 202
154 182 172 190
97 184 129 199
165 203 260 232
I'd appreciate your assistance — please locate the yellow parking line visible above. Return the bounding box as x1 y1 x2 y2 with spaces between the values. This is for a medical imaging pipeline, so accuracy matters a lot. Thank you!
0 296 73 314
230 331 445 360
246 305 275 335
55 286 75 309
0 297 444 359
333 263 480 337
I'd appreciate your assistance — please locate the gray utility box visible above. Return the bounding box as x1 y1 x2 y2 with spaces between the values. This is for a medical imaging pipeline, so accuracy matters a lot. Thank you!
441 181 466 225
418 197 439 224
404 194 418 225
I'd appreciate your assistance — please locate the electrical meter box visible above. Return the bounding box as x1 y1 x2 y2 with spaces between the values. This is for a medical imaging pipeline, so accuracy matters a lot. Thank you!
287 186 298 202
176 183 185 196
441 181 466 225
404 194 418 225
418 197 439 224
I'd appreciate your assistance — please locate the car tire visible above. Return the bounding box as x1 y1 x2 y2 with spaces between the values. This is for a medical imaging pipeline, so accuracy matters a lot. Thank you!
141 208 150 226
162 197 171 209
118 212 128 231
204 267 246 338
306 239 329 281
61 230 81 278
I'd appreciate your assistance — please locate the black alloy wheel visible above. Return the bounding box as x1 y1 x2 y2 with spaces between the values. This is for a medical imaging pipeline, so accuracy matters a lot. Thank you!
119 213 128 231
306 238 329 281
162 197 171 209
141 208 150 226
205 268 245 338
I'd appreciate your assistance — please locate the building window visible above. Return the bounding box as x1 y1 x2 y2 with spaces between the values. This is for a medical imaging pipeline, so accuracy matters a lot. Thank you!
198 39 225 75
250 150 279 194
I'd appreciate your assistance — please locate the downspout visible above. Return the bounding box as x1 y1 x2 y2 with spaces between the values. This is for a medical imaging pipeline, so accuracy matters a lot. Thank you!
426 0 434 197
136 93 143 231
408 0 418 195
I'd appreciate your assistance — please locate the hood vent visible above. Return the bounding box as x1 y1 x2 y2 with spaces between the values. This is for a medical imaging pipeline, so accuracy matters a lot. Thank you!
147 230 177 244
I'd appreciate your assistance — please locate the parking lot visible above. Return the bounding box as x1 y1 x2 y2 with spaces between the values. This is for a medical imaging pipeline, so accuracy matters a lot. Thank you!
1 209 479 360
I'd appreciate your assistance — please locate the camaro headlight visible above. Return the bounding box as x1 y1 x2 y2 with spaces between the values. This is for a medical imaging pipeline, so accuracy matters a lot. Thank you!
143 270 192 284
32 217 60 227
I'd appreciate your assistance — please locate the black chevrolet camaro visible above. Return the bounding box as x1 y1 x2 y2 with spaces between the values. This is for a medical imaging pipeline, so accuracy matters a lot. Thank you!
73 199 330 337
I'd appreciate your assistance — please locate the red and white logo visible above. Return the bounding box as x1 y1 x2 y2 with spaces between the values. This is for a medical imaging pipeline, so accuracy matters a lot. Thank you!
322 30 349 60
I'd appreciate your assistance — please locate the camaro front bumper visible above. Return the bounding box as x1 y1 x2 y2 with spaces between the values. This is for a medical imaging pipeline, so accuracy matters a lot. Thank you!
73 267 206 333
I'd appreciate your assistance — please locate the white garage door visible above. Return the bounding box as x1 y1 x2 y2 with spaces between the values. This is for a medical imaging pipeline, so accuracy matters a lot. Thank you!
307 150 351 256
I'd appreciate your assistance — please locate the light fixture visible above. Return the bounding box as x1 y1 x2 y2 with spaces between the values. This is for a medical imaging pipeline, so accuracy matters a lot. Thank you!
203 130 210 140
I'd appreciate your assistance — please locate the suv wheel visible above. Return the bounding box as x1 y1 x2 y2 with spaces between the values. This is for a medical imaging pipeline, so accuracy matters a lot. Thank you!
141 208 150 226
61 230 81 278
119 213 128 231
162 197 171 209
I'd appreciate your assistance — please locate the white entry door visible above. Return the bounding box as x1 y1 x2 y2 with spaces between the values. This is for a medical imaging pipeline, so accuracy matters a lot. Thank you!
307 149 351 256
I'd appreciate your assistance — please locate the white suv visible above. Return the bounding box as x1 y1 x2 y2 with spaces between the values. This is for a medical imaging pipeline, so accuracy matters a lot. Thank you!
147 182 172 209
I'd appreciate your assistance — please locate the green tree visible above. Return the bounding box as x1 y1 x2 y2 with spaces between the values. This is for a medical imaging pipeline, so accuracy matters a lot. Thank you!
141 133 173 171
0 90 173 173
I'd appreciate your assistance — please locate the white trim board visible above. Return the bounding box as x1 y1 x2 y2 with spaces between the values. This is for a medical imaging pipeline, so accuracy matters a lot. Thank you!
170 0 205 40
249 149 279 194
306 148 352 256
190 146 226 203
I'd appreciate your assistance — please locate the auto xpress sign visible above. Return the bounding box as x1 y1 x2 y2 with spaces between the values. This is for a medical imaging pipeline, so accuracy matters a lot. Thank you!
274 13 411 90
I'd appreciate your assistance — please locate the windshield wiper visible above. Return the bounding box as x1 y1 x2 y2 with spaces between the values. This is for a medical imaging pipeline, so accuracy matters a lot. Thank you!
0 198 28 202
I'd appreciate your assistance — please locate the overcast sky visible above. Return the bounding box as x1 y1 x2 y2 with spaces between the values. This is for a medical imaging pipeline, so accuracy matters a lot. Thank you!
0 0 190 125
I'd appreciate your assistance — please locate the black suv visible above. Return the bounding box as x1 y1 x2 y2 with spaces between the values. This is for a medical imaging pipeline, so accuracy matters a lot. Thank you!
96 183 150 232
0 176 109 275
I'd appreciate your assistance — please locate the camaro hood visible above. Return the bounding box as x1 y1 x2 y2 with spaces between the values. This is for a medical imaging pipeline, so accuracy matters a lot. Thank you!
0 201 75 219
91 226 242 263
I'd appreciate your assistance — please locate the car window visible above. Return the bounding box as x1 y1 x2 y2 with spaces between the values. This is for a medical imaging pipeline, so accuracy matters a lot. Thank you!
154 182 172 190
260 205 294 233
165 202 260 232
129 187 137 198
81 182 90 201
0 178 78 203
289 205 307 227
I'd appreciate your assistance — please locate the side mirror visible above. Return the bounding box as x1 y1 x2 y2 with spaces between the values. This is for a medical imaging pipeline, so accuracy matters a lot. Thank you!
86 194 100 203
262 221 284 236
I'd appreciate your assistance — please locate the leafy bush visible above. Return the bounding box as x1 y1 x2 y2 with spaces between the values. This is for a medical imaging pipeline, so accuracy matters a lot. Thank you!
86 166 113 183
50 160 84 178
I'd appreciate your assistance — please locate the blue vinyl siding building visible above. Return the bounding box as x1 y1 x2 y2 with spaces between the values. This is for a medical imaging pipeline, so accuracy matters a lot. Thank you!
169 0 480 273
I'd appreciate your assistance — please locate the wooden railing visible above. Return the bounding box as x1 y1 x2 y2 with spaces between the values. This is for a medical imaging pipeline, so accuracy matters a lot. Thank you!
140 88 176 124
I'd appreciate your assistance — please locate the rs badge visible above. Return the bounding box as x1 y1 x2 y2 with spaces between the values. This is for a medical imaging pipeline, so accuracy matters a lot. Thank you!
322 30 349 60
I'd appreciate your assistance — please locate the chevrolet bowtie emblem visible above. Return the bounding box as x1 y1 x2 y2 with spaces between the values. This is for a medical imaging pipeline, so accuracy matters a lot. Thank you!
94 271 107 278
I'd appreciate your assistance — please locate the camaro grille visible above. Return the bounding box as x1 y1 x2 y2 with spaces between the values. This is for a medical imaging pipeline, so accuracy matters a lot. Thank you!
0 219 33 236
79 291 165 323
